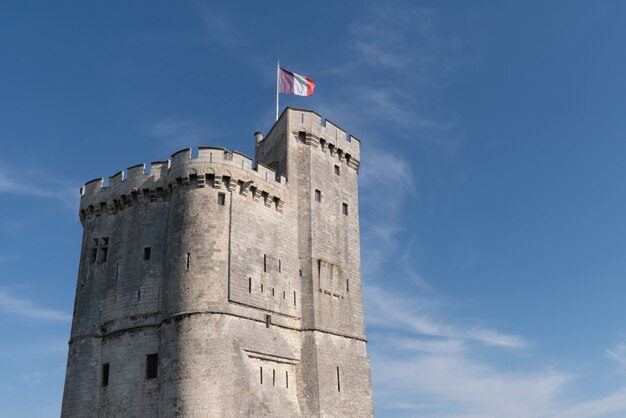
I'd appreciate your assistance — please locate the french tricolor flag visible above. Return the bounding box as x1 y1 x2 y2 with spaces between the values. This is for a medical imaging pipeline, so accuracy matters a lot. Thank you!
279 67 315 96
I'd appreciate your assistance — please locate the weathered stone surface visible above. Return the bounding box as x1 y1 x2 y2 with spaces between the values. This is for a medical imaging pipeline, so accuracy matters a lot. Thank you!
61 108 374 417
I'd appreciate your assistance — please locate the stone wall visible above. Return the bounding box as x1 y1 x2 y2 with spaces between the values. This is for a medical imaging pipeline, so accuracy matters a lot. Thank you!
61 108 373 417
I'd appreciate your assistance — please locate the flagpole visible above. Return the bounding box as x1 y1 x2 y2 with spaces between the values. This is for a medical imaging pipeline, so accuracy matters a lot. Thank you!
276 60 279 122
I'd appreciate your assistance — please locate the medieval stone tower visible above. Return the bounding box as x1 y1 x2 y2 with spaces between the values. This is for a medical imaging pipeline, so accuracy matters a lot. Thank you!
61 108 374 417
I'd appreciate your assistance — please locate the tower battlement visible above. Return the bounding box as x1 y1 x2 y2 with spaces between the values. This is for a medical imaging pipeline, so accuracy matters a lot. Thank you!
262 108 361 173
79 147 288 222
62 108 374 418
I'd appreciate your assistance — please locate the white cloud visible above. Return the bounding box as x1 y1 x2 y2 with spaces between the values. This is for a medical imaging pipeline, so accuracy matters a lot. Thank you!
0 169 78 207
373 345 568 418
366 283 525 349
0 289 71 321
605 342 626 371
556 388 626 418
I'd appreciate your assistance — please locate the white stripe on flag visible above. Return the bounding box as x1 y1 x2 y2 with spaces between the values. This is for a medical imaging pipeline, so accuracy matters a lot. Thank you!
292 73 309 96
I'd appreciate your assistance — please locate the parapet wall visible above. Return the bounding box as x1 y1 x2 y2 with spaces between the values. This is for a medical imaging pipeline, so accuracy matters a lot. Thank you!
79 147 287 222
284 108 361 171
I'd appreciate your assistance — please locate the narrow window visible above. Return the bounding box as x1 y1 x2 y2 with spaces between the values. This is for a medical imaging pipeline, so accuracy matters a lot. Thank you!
90 248 97 263
299 269 302 277
102 363 109 387
263 254 267 272
293 291 297 306
99 238 108 263
273 369 276 386
115 263 119 280
217 192 226 206
260 367 263 384
146 354 158 379
137 289 141 301
185 253 191 270
315 189 322 203
286 371 289 388
144 247 151 261
337 366 341 392
278 259 281 273
265 314 271 328
261 284 264 293
346 279 349 292
342 203 349 215
248 277 252 293
334 165 340 175
272 287 275 297
283 290 286 299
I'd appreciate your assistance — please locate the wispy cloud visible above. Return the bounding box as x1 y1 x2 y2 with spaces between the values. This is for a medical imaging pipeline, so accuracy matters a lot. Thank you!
366 284 525 349
0 254 20 264
150 116 223 149
0 168 78 207
197 3 240 48
373 344 568 418
556 388 626 418
0 289 71 321
605 342 626 371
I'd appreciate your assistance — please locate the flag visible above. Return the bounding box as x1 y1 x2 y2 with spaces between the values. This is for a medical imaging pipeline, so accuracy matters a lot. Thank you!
279 67 315 96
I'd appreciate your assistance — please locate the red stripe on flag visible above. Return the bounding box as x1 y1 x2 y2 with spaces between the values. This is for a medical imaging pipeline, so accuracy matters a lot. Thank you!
306 77 315 96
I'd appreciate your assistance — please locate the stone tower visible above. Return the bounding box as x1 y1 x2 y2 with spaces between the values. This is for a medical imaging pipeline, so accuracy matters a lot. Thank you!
61 108 374 417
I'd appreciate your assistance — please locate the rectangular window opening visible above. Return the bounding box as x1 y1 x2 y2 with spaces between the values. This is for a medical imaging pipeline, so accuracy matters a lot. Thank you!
299 269 302 277
273 369 276 386
137 289 141 301
283 290 286 299
263 254 267 272
248 277 252 293
146 353 158 379
261 284 264 293
217 192 226 206
293 291 297 306
144 247 151 261
90 248 97 263
278 259 281 273
347 279 349 292
265 314 271 328
100 247 108 263
286 371 289 388
260 366 263 384
272 288 275 297
334 165 340 175
315 189 322 203
115 263 119 280
342 203 349 215
185 253 191 270
102 363 109 387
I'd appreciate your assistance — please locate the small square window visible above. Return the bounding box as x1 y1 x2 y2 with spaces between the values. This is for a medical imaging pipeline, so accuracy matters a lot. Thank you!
217 192 226 206
146 353 158 379
334 165 340 175
342 203 349 215
102 363 109 387
144 247 151 261
315 189 322 203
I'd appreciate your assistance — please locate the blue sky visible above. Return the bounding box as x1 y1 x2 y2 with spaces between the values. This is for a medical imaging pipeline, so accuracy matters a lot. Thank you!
2 1 626 417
